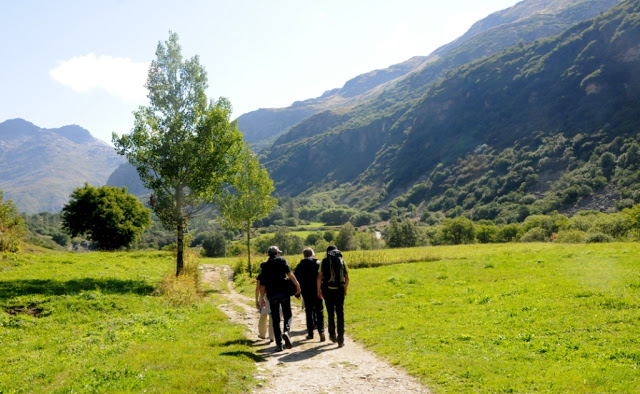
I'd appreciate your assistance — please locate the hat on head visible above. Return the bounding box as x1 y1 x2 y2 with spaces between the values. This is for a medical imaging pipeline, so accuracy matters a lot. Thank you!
267 245 282 255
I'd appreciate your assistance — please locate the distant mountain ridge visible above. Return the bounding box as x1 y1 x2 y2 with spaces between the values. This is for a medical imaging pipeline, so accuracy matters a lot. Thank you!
236 56 433 149
261 0 640 219
238 0 619 151
109 0 622 211
260 0 621 197
0 118 125 213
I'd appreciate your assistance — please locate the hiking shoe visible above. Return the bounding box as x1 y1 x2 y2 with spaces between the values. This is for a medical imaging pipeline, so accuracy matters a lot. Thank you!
319 333 326 342
338 342 344 348
329 335 337 343
306 334 314 340
275 344 283 352
283 332 292 349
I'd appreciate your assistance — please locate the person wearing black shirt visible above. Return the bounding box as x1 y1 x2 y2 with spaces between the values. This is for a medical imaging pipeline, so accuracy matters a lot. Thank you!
294 248 325 341
259 245 301 352
318 245 349 347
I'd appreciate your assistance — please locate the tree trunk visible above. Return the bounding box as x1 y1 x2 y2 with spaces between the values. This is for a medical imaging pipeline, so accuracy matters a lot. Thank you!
176 222 184 276
246 221 252 277
176 185 184 276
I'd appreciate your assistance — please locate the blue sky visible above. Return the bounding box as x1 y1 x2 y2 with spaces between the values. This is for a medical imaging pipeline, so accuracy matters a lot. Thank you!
1 0 519 144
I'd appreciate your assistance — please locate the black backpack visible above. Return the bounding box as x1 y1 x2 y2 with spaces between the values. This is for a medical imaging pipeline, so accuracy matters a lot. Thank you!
326 250 346 285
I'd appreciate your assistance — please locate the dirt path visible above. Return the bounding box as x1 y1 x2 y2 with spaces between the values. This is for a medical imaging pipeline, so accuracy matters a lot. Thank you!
200 264 430 393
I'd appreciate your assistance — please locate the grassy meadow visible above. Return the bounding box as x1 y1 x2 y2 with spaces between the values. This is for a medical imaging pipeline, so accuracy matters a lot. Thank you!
0 249 257 393
345 243 640 392
2 242 639 393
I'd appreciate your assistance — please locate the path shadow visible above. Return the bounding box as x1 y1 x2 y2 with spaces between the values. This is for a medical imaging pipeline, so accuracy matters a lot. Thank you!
256 342 333 362
290 329 308 336
0 278 154 298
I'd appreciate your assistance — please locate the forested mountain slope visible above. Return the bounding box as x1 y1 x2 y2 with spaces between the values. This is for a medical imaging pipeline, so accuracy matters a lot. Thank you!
377 0 640 220
239 0 619 150
262 0 639 220
237 57 432 149
260 0 620 197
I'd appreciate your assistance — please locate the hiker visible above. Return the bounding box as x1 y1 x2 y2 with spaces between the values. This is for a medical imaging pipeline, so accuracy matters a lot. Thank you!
260 245 302 352
294 247 325 341
255 271 274 342
318 245 349 347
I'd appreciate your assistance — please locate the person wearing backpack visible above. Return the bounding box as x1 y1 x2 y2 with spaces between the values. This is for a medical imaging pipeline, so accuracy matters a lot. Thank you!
317 245 349 347
259 245 301 352
294 248 325 342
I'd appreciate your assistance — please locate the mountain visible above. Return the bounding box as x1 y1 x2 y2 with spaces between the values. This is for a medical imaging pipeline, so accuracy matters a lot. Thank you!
261 0 640 219
0 119 126 213
237 56 433 149
260 0 621 195
238 0 620 150
106 162 150 197
105 0 625 218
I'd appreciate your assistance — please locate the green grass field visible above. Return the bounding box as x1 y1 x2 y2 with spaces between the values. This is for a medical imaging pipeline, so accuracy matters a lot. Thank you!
346 243 640 392
0 249 257 393
3 243 639 392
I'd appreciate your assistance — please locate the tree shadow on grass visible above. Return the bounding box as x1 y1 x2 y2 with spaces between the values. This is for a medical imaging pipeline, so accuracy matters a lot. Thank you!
221 339 256 347
220 350 265 362
218 339 266 362
0 278 155 298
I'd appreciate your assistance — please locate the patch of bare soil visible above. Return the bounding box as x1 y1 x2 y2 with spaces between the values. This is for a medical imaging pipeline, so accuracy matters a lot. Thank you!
200 264 429 394
4 304 43 317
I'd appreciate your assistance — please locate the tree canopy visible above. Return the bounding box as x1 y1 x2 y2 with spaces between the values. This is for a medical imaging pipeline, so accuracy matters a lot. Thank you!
217 143 277 275
61 184 151 250
113 32 244 275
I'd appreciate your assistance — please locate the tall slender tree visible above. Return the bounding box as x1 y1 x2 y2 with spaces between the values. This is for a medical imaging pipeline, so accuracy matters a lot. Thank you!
113 32 243 275
217 143 277 276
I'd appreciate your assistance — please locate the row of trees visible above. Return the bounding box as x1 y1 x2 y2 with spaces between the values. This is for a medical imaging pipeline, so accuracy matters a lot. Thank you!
383 206 640 248
220 203 640 264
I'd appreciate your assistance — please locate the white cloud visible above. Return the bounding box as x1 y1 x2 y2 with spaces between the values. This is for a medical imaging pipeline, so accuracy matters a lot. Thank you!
50 54 149 103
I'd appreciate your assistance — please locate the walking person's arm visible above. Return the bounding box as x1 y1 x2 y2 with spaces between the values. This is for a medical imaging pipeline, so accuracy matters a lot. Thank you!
260 284 267 308
286 271 302 297
255 279 261 310
344 272 349 296
317 271 323 299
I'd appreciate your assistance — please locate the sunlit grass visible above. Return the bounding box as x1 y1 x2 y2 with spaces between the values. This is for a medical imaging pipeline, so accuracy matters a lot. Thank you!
346 243 640 392
0 249 258 393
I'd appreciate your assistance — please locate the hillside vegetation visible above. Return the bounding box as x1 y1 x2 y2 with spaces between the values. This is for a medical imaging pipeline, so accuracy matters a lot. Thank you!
240 0 619 152
260 0 637 222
